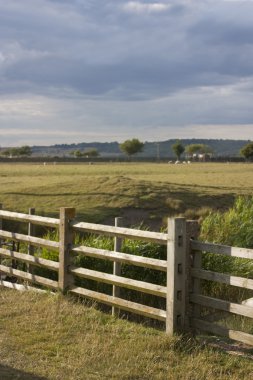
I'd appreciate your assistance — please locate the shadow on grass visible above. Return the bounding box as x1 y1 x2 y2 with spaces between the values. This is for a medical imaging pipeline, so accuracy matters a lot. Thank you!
0 363 47 380
2 177 236 229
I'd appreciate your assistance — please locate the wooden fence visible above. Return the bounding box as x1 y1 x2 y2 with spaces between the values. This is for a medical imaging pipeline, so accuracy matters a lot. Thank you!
0 206 252 345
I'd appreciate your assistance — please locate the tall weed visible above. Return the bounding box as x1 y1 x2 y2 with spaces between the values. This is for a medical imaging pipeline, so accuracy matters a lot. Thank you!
200 196 253 304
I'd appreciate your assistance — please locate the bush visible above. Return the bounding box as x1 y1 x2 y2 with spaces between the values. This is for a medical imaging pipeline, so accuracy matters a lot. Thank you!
200 197 253 301
201 196 253 248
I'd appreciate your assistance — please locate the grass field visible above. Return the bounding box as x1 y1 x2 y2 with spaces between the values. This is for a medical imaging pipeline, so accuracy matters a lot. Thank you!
0 289 253 380
1 163 253 379
0 162 252 227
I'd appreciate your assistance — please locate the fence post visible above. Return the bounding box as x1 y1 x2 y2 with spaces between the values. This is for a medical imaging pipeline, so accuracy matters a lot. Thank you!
185 220 199 332
188 222 201 328
166 217 187 335
0 204 2 276
27 207 35 273
59 207 76 293
112 217 124 316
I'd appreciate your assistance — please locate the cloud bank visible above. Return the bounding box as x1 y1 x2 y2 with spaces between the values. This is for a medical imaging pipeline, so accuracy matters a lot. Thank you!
0 0 253 145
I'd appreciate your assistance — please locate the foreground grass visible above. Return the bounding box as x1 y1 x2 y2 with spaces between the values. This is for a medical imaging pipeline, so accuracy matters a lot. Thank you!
0 289 252 380
0 162 253 226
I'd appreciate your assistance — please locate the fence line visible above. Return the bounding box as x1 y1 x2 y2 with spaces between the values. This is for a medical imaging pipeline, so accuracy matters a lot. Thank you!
0 207 252 345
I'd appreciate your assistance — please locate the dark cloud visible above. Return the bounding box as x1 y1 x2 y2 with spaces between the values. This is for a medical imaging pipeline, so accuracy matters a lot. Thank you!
0 0 253 144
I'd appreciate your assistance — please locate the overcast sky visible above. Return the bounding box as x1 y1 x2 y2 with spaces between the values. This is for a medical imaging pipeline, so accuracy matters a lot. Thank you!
1 0 253 146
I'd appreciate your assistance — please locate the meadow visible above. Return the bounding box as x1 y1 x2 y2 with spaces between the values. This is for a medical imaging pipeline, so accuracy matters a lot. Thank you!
1 162 253 379
0 162 252 227
0 289 253 380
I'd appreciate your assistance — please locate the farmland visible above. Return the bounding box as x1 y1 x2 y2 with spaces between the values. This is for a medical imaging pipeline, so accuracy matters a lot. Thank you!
1 162 253 379
0 162 252 227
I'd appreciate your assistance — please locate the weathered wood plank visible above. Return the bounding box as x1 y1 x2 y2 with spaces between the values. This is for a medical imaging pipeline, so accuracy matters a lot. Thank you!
71 222 168 244
0 204 2 274
71 245 167 271
0 248 59 271
0 264 58 289
186 220 200 329
69 286 166 321
191 268 253 290
242 297 253 307
166 218 187 335
191 241 253 260
190 294 253 319
191 318 253 346
0 280 53 293
28 208 36 256
0 210 59 227
112 217 123 316
0 230 59 251
59 208 75 291
70 266 167 297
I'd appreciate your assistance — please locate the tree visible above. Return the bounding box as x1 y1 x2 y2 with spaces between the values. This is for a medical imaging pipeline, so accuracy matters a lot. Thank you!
240 142 253 161
70 148 100 158
18 145 32 156
73 150 83 158
0 149 11 157
185 144 213 161
0 145 32 157
120 138 144 158
185 143 213 156
84 148 100 158
172 140 185 160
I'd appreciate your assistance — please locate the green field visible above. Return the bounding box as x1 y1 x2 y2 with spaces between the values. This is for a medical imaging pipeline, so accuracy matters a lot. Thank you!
1 163 253 379
0 162 253 227
0 289 252 380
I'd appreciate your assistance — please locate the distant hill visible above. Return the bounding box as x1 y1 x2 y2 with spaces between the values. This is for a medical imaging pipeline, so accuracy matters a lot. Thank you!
31 139 250 158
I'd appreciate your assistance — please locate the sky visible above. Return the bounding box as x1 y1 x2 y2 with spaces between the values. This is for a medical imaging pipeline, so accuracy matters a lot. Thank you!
1 0 253 146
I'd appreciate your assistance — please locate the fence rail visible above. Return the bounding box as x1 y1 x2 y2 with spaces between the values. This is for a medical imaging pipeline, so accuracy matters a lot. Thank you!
71 245 167 271
191 240 253 260
0 230 59 251
0 207 252 346
71 221 168 244
0 248 59 271
0 210 59 227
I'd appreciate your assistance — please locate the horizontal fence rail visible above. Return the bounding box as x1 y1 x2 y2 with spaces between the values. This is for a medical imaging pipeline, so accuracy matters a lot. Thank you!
190 294 253 319
70 266 167 297
0 265 58 289
0 230 59 251
0 248 59 271
191 268 253 290
191 318 253 346
0 210 59 228
71 221 168 245
71 245 167 271
191 240 253 260
69 287 167 322
0 280 52 293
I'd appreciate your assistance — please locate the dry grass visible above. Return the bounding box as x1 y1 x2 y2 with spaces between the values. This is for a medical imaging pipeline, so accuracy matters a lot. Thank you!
0 288 253 380
0 162 253 226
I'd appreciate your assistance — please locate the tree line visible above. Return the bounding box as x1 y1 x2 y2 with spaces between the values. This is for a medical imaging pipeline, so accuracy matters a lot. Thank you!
118 138 253 161
119 139 214 160
1 140 253 160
